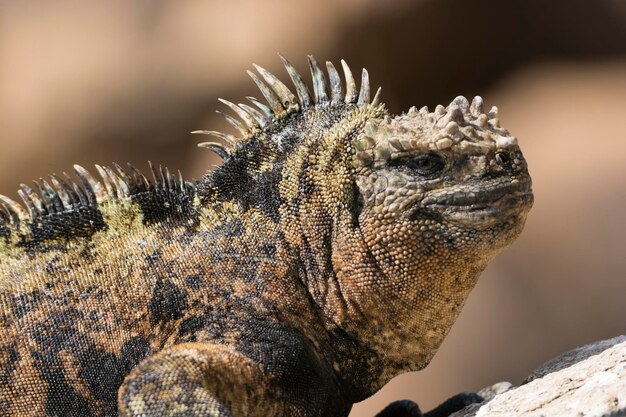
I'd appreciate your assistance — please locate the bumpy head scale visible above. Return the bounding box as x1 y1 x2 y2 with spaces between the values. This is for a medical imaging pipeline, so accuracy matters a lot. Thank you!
353 95 517 169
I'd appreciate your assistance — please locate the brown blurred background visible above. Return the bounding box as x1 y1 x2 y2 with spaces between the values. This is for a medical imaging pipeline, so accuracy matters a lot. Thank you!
1 1 625 415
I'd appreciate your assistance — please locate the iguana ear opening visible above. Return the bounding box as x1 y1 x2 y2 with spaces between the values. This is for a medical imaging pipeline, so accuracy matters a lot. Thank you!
350 182 365 228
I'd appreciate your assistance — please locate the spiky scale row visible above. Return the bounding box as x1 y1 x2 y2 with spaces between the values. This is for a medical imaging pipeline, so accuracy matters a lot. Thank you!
196 54 380 160
0 163 192 230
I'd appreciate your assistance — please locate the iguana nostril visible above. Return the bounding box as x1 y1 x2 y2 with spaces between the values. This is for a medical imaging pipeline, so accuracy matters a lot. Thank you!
495 152 509 165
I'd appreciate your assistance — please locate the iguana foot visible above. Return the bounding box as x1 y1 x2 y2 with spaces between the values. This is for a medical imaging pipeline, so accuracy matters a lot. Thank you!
375 399 423 417
375 392 483 417
424 392 483 417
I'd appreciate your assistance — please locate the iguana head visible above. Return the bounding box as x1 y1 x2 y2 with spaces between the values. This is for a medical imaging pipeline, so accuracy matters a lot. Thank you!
352 96 533 254
340 97 533 384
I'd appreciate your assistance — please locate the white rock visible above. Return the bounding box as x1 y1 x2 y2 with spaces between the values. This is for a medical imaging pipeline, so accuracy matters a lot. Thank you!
451 336 626 417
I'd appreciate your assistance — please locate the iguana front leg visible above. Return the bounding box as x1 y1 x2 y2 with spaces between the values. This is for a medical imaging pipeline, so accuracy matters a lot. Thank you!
118 342 277 417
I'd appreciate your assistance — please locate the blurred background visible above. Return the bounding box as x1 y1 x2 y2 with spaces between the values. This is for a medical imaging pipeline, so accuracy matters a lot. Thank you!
1 0 625 415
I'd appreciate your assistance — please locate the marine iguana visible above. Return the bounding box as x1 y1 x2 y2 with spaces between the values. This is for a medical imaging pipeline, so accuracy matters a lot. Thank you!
0 55 533 416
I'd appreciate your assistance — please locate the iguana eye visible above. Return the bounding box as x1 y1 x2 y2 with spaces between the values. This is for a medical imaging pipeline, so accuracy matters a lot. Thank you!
404 154 445 176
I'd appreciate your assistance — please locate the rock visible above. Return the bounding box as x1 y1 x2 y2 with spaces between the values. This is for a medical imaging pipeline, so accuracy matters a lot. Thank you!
450 336 626 417
525 335 626 383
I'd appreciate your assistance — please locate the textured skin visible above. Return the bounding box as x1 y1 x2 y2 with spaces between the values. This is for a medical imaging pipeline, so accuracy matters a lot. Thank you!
0 56 533 417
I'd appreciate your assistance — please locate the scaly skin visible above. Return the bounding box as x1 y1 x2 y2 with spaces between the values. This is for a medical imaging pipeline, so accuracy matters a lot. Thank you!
0 55 533 417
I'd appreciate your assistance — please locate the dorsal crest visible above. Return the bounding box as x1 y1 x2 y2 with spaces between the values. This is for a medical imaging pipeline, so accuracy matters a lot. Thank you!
193 54 381 159
0 163 195 253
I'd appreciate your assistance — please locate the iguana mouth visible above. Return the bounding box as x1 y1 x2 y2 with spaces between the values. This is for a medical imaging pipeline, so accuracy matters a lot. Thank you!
423 179 531 207
420 179 534 225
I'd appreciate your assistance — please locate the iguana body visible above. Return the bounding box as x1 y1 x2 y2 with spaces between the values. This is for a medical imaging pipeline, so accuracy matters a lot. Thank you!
0 55 533 417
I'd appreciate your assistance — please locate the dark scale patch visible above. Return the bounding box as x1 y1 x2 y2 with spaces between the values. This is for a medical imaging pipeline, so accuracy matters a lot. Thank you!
184 274 203 291
30 313 149 416
29 309 96 417
78 345 125 415
119 336 151 374
235 320 347 414
78 243 97 263
297 157 316 198
9 290 43 319
2 163 198 255
197 103 356 222
19 207 106 255
130 183 197 226
0 223 10 243
441 232 461 252
0 343 20 386
295 231 336 305
198 304 232 341
198 139 264 212
225 219 244 237
261 243 276 257
351 182 365 227
148 278 189 325
255 164 284 221
44 255 63 277
177 316 207 342
206 217 246 240
37 351 96 417
28 207 106 244
31 309 81 351
145 248 163 263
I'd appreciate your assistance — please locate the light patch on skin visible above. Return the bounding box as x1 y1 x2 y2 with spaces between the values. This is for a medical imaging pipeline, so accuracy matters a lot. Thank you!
0 242 29 284
97 199 145 237
0 215 33 272
257 158 277 173
197 200 246 231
